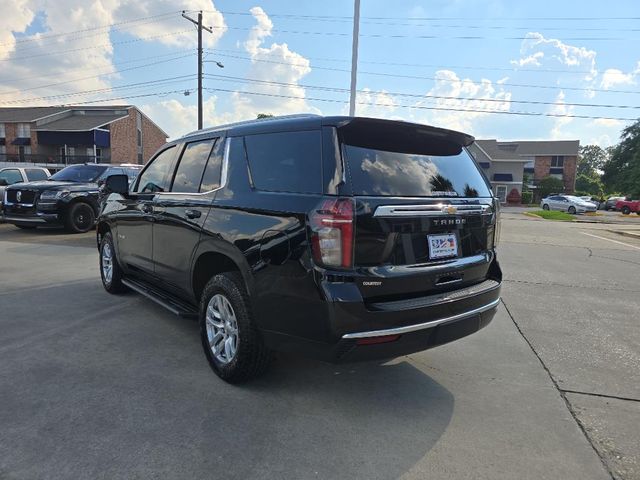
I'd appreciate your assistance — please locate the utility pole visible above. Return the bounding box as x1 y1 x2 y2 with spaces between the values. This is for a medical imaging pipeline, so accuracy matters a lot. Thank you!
182 11 213 130
349 0 361 117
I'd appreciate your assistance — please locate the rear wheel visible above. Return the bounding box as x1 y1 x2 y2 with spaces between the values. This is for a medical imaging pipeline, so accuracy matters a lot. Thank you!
622 206 631 215
199 272 272 383
568 206 576 214
542 204 550 211
65 202 95 233
99 232 127 293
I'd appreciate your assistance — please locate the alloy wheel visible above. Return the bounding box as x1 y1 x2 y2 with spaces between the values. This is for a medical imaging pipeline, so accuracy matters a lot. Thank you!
206 294 239 364
101 243 113 284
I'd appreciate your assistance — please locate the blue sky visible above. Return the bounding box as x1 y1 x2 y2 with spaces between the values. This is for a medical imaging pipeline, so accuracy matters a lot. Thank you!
2 0 639 144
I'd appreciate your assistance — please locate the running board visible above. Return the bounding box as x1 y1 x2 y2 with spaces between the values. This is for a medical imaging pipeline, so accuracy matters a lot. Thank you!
122 278 199 319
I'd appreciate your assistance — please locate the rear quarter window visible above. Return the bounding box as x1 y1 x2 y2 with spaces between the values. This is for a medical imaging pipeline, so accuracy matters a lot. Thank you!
25 169 48 181
244 130 322 194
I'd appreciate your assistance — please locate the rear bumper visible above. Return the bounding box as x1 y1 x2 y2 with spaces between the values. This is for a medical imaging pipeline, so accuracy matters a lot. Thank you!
261 269 501 363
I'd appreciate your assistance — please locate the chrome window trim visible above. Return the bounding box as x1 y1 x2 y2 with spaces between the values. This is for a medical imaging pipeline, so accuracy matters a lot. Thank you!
341 298 500 339
152 137 230 197
373 203 491 217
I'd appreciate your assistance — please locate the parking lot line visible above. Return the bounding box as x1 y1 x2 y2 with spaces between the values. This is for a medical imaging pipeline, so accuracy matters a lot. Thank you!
580 232 640 250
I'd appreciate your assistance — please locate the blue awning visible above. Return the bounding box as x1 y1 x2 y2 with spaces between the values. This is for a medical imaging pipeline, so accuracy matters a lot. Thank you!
11 137 31 145
0 138 5 145
37 129 110 147
479 162 490 169
493 173 513 181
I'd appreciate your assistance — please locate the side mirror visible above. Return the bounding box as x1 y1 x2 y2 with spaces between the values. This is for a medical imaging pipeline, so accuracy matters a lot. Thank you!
104 174 129 195
0 178 8 187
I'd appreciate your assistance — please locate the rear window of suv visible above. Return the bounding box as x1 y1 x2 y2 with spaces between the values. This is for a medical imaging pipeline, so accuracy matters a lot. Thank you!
343 145 492 198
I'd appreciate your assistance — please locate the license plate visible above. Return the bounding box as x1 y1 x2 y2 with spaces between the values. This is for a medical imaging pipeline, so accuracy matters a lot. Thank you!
428 233 458 259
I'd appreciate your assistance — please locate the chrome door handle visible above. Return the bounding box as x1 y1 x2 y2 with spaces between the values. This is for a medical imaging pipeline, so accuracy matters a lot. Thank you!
141 204 153 214
185 209 201 219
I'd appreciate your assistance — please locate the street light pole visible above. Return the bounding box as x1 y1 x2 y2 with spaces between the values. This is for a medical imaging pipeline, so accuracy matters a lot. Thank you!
182 11 213 130
349 0 361 117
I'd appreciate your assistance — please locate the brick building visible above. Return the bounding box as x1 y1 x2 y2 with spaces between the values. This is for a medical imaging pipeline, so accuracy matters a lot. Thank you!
0 106 167 169
468 139 579 203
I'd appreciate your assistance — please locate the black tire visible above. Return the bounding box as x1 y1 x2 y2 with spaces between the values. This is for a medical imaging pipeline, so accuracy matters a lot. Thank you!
65 202 95 233
636 211 640 216
199 272 272 383
622 206 631 215
542 204 550 211
15 224 36 230
99 232 128 294
568 206 576 214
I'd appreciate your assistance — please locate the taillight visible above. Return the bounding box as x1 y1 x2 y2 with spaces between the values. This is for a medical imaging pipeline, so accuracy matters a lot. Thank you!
309 198 354 268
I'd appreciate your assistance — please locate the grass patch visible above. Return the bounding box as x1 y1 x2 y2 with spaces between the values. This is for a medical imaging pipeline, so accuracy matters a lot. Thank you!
526 210 574 221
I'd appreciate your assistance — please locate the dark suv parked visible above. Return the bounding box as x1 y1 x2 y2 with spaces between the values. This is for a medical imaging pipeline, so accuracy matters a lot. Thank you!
97 115 502 383
3 163 141 233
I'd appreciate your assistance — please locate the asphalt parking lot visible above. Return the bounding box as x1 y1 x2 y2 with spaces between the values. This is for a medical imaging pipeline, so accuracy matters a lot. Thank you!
1 215 639 480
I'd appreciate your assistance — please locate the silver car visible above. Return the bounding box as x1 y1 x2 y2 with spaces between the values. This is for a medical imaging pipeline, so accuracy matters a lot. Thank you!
540 195 597 214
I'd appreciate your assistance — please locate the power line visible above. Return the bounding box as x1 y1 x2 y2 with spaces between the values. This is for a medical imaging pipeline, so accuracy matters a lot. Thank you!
203 73 640 110
205 24 638 41
0 50 193 84
0 30 193 63
0 54 195 96
207 50 640 95
206 46 622 76
215 10 640 31
0 76 196 105
54 88 196 106
203 87 637 122
0 11 181 47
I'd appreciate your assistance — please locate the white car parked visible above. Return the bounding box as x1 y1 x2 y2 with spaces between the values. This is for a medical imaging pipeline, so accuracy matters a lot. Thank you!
540 195 598 214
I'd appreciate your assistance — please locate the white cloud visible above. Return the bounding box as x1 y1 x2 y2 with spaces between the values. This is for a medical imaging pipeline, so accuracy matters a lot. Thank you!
549 90 575 139
217 6 317 122
141 96 222 140
408 69 512 133
0 0 226 107
351 88 400 118
510 51 544 67
600 64 638 89
511 32 597 80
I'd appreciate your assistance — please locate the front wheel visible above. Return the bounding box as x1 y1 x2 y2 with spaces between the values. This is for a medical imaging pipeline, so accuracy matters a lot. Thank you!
622 206 631 215
542 204 550 211
568 206 576 214
99 232 128 293
65 202 95 233
199 272 272 383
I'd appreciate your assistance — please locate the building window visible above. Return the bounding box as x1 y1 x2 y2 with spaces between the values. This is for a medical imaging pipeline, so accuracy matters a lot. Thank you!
0 123 5 137
0 145 6 158
495 185 507 203
17 123 31 138
18 145 31 161
551 155 564 168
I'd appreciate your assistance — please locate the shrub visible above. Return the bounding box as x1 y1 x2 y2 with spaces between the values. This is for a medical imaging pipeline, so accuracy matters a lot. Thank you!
521 191 533 204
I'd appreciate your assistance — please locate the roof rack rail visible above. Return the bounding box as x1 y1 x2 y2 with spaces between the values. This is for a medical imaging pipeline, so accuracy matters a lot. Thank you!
183 113 321 138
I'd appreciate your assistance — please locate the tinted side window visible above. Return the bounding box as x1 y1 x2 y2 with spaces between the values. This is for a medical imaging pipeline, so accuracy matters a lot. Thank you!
200 138 224 192
135 147 176 193
244 130 322 194
172 139 216 193
0 169 24 184
25 169 48 181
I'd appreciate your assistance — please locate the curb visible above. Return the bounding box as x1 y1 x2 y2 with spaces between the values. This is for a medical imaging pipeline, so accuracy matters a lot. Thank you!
608 229 640 240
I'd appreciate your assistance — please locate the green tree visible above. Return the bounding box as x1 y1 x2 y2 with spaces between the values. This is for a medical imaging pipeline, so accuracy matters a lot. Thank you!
256 113 274 119
537 176 565 198
602 119 640 198
578 144 608 176
575 173 604 196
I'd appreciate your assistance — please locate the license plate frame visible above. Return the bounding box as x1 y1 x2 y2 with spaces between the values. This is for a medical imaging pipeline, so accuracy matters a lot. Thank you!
427 233 459 260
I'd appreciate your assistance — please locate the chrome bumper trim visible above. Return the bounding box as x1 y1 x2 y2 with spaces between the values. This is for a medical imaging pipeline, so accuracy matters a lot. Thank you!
3 216 48 223
341 298 500 339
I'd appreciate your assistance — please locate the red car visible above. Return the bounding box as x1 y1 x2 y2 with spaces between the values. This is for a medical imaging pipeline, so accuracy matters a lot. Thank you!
615 198 640 215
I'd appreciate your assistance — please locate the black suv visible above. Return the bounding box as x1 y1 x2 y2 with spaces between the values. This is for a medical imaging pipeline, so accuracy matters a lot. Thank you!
3 163 140 233
97 115 502 383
